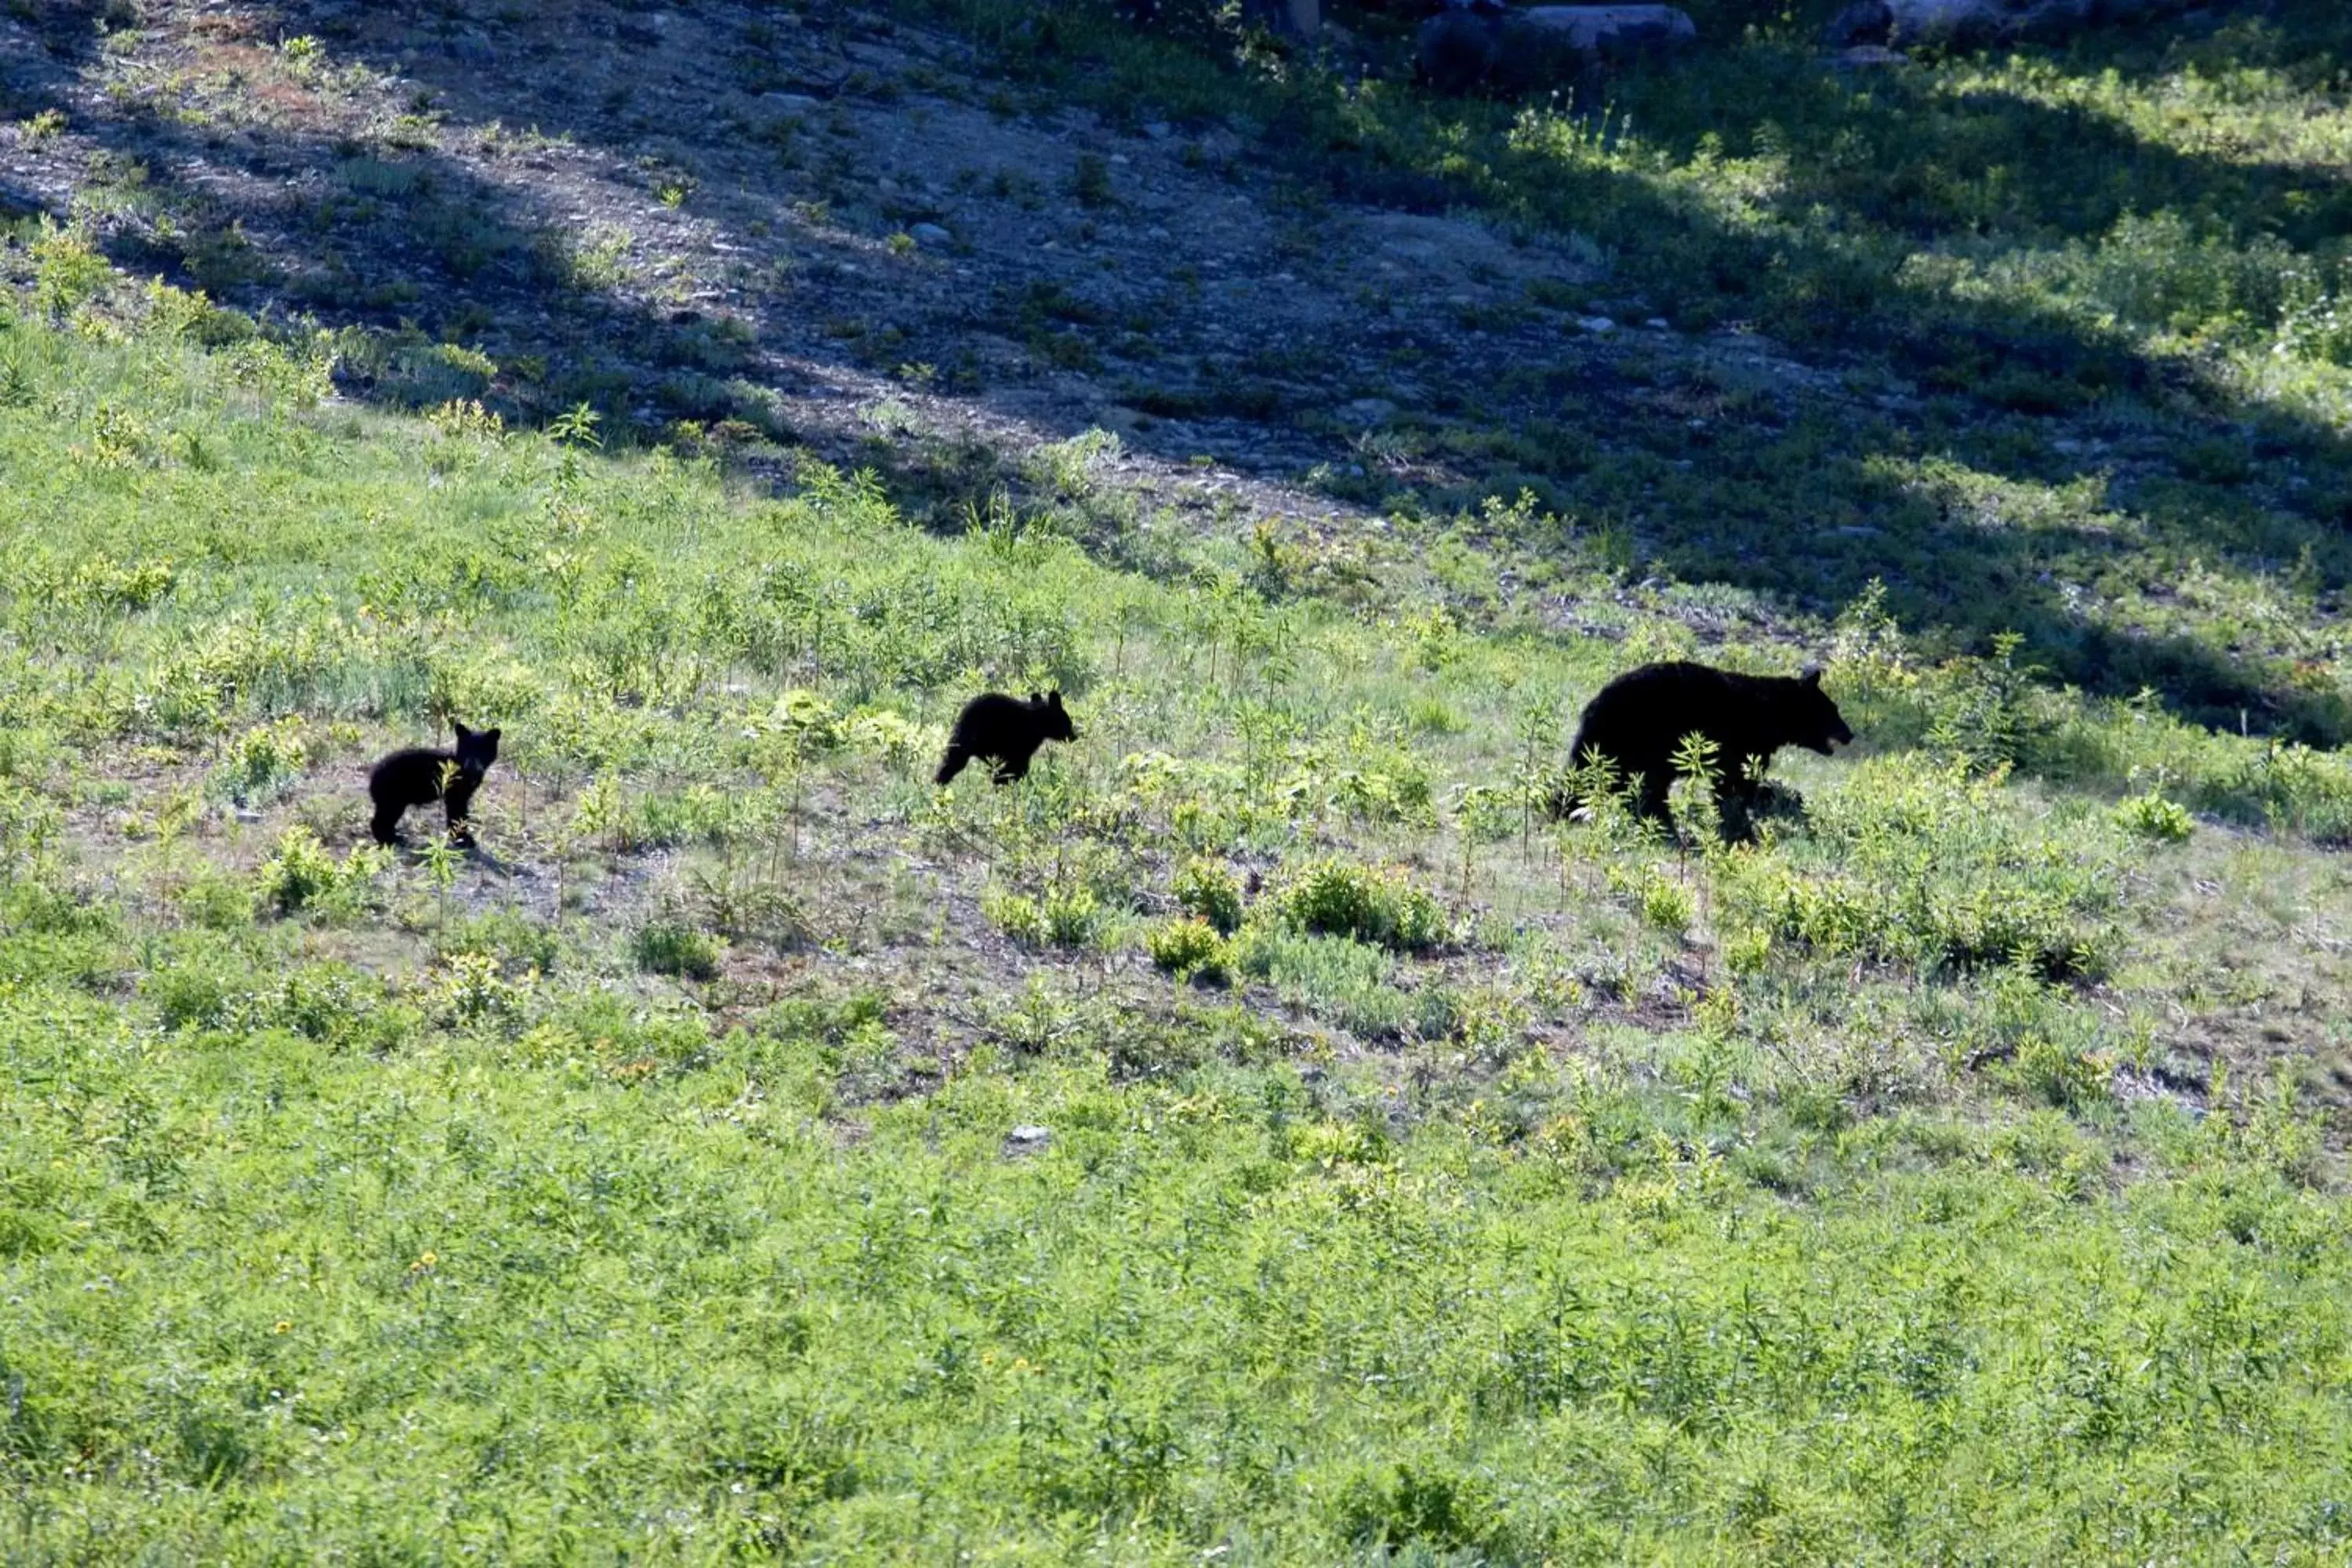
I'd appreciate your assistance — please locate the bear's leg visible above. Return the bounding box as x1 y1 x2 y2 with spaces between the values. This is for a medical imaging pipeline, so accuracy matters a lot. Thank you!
1719 792 1757 844
1634 769 1673 825
443 779 478 844
370 804 405 845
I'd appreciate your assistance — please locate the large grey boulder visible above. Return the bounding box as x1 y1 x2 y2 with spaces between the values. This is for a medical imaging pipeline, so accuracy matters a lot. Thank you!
1416 3 1696 95
1514 4 1697 53
1871 0 2199 46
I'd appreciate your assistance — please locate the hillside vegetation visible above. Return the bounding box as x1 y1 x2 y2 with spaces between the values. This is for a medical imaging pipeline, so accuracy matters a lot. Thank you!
4 0 2352 1561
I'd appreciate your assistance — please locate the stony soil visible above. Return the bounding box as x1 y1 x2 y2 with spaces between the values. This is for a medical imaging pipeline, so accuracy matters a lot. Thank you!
0 0 1867 557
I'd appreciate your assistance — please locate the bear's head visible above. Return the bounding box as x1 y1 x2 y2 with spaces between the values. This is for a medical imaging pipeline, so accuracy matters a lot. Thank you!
452 721 503 779
1784 668 1853 756
1030 690 1078 742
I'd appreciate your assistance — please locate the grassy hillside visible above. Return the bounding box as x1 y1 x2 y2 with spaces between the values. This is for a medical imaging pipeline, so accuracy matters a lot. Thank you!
4 0 2352 1560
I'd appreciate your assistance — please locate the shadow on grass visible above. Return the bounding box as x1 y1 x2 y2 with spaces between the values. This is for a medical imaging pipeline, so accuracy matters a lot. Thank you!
5 0 2350 742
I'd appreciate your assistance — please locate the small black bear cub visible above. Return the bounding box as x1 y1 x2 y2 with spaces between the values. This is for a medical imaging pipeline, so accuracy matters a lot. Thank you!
368 721 501 845
1549 661 1853 833
935 690 1076 786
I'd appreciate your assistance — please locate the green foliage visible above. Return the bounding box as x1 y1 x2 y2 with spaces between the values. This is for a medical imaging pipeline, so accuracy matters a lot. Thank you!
1275 858 1450 953
209 716 317 807
3 182 2351 1560
1725 760 2121 980
1234 925 1407 1037
254 826 386 917
1926 634 2050 775
1172 856 1243 933
633 917 724 980
1638 870 1696 939
1335 1462 1509 1559
434 910 560 976
984 882 1105 950
1146 915 1230 983
2114 788 2194 844
28 219 111 321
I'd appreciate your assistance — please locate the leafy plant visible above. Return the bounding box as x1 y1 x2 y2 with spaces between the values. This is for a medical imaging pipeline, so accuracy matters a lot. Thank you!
1274 858 1449 953
1172 857 1243 934
1146 916 1229 983
633 918 725 980
2114 789 2194 844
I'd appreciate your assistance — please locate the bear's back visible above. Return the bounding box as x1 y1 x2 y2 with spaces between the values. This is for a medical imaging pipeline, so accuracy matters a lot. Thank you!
953 691 1042 746
1581 662 1788 763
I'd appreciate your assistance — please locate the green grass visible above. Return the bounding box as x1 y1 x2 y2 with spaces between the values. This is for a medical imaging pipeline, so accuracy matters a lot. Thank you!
7 1027 2350 1563
895 0 2352 754
7 31 2352 1553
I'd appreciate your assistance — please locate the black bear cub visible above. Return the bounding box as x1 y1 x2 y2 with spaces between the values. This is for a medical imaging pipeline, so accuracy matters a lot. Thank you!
368 720 501 845
935 690 1076 786
1549 662 1853 833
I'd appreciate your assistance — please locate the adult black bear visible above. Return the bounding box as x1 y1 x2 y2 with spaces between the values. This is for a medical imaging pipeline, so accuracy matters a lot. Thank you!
368 720 501 845
935 690 1077 786
1549 662 1853 833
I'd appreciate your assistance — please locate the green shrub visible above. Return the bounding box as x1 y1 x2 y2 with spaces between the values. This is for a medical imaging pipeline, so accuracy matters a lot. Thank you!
1639 872 1696 939
1923 633 2051 775
1451 782 1523 844
2114 789 2194 844
1334 1462 1508 1559
1723 759 2121 981
434 911 561 976
210 717 315 807
2009 1033 2111 1112
633 919 724 980
984 883 1104 949
1172 857 1243 934
1145 916 1229 983
1274 858 1449 953
257 822 353 921
1233 925 1408 1037
146 964 234 1032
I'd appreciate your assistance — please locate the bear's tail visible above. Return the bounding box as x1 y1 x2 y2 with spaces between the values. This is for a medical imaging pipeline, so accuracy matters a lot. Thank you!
935 746 969 786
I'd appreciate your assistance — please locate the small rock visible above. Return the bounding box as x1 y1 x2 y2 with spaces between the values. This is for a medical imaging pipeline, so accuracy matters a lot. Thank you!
1577 315 1617 333
909 222 953 246
1339 397 1398 425
1831 44 1911 67
1004 1124 1052 1156
760 92 821 114
1644 316 1671 330
1142 122 1173 140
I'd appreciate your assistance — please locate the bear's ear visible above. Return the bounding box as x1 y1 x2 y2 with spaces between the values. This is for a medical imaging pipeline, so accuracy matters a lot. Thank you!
453 720 474 742
1029 690 1044 703
1799 666 1823 688
482 728 501 747
1047 689 1064 708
